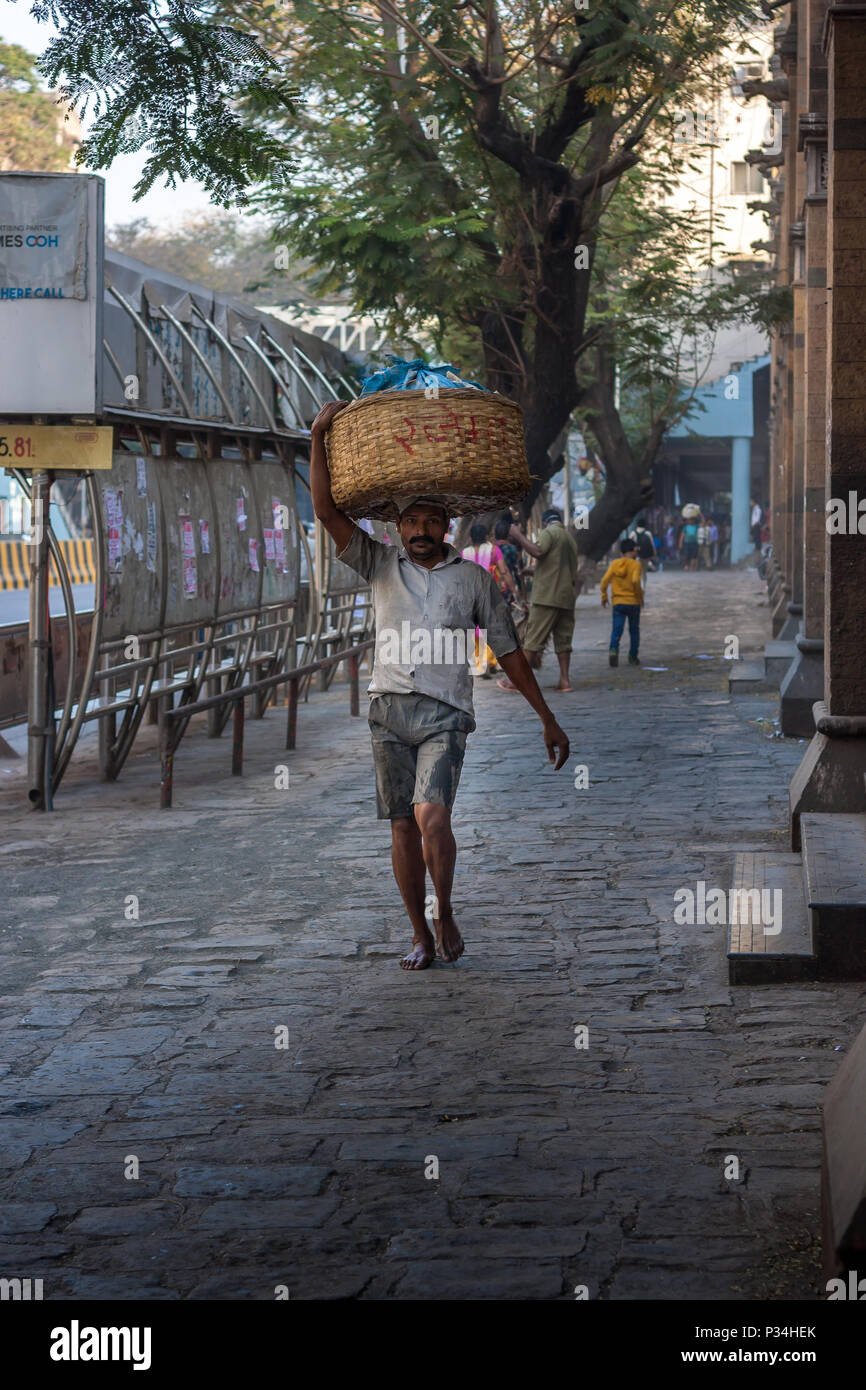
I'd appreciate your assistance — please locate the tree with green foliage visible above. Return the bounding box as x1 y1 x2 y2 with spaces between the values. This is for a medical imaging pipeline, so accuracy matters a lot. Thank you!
577 147 779 544
26 0 298 202
221 0 767 554
25 0 770 553
0 40 77 171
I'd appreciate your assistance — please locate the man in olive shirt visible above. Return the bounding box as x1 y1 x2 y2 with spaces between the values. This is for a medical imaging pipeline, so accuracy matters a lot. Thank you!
506 508 579 692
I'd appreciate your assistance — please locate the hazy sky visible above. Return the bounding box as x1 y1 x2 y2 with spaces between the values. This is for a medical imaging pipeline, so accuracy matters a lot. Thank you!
2 0 215 229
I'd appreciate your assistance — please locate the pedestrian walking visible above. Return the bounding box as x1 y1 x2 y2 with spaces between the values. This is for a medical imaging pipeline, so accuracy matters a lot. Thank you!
503 507 579 692
494 515 529 637
653 530 665 573
631 516 656 589
697 516 713 569
750 498 763 550
709 517 720 567
601 537 644 666
461 522 515 675
665 519 678 565
680 517 699 571
310 401 569 971
494 516 524 595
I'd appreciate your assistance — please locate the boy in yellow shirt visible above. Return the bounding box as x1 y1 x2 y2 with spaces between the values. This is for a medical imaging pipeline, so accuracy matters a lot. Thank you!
600 537 644 668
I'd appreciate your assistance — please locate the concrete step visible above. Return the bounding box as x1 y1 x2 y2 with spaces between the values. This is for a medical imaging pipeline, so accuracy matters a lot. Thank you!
727 851 816 984
801 813 866 979
728 658 774 694
764 638 797 687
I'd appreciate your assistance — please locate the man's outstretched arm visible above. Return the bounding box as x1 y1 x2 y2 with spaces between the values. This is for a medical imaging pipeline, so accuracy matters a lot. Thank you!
509 522 543 559
498 648 570 770
310 401 354 553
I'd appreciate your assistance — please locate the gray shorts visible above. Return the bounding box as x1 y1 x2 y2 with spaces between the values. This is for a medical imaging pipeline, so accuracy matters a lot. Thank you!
368 693 475 820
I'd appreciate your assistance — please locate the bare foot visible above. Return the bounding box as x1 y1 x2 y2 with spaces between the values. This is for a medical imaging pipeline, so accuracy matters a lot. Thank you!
434 912 465 963
550 681 574 692
400 937 436 970
497 678 518 691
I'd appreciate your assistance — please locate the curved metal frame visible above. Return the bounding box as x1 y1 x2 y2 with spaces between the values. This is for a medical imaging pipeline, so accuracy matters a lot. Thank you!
260 330 324 412
242 334 307 429
160 308 239 424
11 269 375 801
107 284 194 417
189 304 277 432
293 345 341 402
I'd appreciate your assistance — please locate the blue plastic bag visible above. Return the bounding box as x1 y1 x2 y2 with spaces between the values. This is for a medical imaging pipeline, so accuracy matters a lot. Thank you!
360 353 486 396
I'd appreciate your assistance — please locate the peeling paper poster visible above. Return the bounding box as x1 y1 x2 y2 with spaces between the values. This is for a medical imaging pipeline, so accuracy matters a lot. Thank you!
274 529 286 573
248 538 259 572
199 519 210 554
136 458 147 496
183 556 197 597
272 497 288 573
104 487 123 528
104 487 123 570
263 528 275 561
145 501 157 573
237 497 247 531
179 513 195 558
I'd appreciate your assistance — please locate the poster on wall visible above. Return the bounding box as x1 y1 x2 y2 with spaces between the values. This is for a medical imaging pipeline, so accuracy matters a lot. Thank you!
104 486 123 571
145 501 157 573
0 175 88 300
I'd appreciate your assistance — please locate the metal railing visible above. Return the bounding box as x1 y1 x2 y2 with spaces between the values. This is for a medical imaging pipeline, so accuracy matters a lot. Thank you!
158 636 375 808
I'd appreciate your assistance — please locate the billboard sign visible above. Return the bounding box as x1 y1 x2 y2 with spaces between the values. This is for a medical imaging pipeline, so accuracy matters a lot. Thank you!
0 173 104 416
0 175 88 300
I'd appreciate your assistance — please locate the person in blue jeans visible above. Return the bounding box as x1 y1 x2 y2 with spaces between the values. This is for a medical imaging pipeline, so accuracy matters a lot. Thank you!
600 537 644 667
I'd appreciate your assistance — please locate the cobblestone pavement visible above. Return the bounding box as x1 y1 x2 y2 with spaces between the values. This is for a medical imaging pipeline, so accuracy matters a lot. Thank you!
2 565 864 1300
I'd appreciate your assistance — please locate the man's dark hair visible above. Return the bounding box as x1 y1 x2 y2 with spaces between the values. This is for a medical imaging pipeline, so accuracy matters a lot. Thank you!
541 507 562 523
493 519 511 540
469 522 489 545
621 537 637 553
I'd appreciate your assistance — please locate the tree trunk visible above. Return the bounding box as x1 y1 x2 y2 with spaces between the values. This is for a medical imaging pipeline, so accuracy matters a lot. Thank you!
578 360 665 561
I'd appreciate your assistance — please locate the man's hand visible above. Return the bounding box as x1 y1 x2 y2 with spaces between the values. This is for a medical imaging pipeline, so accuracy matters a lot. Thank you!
497 649 570 770
311 400 348 437
543 716 570 770
601 595 608 607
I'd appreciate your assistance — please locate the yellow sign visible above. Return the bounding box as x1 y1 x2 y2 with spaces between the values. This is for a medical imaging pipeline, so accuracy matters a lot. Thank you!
0 424 113 471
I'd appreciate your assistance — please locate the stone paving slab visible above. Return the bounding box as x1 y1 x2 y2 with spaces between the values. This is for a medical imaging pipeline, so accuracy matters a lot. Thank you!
1 567 865 1300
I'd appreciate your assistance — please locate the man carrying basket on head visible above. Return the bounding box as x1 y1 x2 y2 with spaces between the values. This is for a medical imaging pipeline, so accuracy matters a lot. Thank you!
310 400 570 972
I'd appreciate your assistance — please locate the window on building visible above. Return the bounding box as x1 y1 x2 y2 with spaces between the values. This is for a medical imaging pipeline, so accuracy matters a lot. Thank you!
730 161 764 195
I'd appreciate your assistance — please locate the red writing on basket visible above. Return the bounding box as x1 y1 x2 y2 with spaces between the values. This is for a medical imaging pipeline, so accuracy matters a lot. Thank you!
392 405 511 456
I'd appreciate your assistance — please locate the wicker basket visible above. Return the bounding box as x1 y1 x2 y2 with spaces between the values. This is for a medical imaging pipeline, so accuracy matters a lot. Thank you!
325 387 530 521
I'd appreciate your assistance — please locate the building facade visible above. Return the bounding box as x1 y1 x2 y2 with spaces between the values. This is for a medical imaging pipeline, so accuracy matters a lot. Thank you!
734 0 866 1276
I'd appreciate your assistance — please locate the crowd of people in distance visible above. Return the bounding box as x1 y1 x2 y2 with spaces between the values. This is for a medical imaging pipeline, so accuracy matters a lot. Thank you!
364 497 773 691
653 499 771 572
655 511 721 570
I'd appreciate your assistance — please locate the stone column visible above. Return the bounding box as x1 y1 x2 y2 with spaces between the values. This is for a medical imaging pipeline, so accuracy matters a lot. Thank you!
730 437 752 562
780 47 829 734
790 218 806 609
772 23 800 634
790 0 866 843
